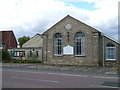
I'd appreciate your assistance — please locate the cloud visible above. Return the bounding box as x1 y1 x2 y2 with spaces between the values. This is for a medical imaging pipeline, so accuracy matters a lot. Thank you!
0 0 119 41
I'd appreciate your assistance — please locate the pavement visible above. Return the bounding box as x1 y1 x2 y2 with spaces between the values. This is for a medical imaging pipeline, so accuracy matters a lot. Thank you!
2 63 118 74
2 66 119 88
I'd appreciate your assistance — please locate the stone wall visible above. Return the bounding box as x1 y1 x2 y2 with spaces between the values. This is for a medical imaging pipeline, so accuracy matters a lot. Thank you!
99 35 119 67
43 15 99 66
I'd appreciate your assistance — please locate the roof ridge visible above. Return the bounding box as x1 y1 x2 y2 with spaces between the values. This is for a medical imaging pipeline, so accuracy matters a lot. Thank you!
42 15 70 35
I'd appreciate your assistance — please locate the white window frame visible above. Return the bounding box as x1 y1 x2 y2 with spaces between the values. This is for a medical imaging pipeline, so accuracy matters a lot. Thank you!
54 33 63 56
75 32 85 56
14 51 19 57
106 43 116 61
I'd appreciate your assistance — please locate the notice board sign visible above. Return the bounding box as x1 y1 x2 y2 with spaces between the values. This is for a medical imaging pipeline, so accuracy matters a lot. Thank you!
63 45 73 55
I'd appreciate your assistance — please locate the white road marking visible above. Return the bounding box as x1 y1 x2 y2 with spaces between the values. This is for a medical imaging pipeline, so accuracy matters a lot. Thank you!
48 72 88 77
47 72 118 79
3 69 118 79
3 69 47 74
11 76 59 83
105 72 117 74
93 76 118 79
89 85 118 88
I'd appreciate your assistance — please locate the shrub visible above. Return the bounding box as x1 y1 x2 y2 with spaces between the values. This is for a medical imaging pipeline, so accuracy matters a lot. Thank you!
2 50 11 60
10 59 42 64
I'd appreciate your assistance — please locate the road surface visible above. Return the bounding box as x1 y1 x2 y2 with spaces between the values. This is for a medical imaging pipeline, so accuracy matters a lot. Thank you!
2 67 119 88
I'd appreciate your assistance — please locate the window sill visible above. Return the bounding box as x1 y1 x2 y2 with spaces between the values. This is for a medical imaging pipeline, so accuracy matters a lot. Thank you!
106 59 116 61
63 54 73 56
54 55 63 57
75 55 86 57
14 56 25 57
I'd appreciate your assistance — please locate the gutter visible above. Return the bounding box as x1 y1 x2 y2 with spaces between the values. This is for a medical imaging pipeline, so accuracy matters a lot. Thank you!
101 33 105 67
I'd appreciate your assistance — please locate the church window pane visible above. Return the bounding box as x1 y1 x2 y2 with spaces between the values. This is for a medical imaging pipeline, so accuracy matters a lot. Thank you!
54 33 63 56
106 43 116 60
75 32 85 56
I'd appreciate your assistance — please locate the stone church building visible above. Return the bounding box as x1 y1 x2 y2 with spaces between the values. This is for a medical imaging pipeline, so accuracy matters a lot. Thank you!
9 15 120 67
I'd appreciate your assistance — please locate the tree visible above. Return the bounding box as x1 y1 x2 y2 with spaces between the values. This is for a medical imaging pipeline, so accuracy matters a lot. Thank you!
18 36 30 48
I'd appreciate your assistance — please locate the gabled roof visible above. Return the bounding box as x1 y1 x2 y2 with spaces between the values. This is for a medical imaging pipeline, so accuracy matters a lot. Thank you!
42 15 119 44
42 15 99 35
23 33 42 45
30 33 42 39
0 30 17 44
101 33 120 44
22 33 43 48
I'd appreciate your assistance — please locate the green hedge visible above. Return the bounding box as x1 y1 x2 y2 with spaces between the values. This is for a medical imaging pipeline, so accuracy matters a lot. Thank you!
2 59 42 64
2 50 11 60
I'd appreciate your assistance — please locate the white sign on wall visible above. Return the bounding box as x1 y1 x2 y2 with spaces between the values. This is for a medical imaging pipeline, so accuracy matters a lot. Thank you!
63 45 73 55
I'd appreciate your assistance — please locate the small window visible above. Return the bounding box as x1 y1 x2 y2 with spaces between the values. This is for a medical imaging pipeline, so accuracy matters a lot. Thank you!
14 51 19 57
14 51 25 57
106 43 116 61
19 51 25 57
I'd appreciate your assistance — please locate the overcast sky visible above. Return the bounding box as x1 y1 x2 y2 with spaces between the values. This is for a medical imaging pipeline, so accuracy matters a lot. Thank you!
0 0 119 41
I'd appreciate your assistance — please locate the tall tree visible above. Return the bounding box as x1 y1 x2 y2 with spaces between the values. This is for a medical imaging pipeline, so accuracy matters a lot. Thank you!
18 36 30 48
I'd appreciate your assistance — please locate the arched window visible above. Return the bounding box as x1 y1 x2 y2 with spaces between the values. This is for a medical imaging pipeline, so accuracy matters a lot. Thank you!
75 32 85 56
54 33 63 56
106 43 116 60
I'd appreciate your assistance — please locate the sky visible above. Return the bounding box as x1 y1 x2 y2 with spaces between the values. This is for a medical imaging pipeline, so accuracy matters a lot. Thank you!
0 0 119 41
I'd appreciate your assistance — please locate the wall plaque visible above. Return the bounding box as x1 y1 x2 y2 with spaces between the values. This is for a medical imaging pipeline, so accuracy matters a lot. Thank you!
63 45 73 55
65 24 72 30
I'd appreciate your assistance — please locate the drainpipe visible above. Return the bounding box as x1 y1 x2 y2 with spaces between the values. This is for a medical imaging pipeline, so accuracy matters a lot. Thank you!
101 33 105 67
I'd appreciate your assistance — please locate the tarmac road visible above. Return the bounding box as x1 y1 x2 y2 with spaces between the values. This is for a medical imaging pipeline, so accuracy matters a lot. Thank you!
2 67 119 88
